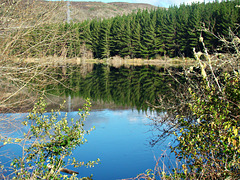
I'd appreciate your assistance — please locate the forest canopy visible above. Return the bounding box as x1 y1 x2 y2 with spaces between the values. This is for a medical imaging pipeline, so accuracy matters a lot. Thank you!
4 0 240 59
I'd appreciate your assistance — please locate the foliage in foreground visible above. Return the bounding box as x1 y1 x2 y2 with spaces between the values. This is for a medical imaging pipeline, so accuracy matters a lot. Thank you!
1 98 99 179
171 75 240 179
138 20 240 180
163 36 240 179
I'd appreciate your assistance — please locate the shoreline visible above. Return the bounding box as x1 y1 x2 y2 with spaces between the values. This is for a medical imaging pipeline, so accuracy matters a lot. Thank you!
13 56 196 68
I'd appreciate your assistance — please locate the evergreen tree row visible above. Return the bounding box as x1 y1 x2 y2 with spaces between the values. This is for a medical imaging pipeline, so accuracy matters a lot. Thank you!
9 0 240 59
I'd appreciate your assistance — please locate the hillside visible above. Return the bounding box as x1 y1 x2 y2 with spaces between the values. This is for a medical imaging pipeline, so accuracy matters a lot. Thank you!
1 0 158 29
70 1 158 22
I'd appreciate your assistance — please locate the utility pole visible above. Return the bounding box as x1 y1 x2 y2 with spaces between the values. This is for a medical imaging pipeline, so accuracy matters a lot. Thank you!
68 94 71 112
67 0 71 23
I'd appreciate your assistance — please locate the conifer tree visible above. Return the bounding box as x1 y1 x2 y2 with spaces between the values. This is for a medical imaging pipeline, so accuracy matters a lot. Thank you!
98 19 111 59
131 16 142 58
109 16 125 57
215 1 238 39
120 16 133 58
175 4 189 57
155 9 165 57
161 8 177 57
89 19 101 58
186 3 201 57
140 11 157 59
200 1 218 52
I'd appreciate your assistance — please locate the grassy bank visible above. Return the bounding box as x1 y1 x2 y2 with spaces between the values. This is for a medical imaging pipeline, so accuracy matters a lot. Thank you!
16 56 196 68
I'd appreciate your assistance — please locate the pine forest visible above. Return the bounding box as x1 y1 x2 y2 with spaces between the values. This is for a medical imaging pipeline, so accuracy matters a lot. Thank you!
7 0 240 59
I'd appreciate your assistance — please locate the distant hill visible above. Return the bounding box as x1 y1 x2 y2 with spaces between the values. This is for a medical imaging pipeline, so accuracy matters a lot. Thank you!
53 1 158 23
1 0 159 28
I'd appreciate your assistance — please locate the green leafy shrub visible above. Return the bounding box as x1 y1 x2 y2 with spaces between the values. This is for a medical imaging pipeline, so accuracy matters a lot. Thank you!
4 97 99 179
172 73 240 179
169 32 240 179
153 16 240 179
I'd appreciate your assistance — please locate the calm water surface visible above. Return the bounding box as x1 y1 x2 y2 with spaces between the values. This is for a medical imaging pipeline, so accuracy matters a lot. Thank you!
0 109 175 179
0 64 182 179
72 109 175 179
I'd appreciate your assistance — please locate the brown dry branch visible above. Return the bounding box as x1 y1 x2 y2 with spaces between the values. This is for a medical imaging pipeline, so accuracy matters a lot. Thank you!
0 2 73 175
0 0 78 112
146 21 240 178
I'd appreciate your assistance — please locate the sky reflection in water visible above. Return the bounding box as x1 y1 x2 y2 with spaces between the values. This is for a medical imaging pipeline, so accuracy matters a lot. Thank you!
0 109 175 180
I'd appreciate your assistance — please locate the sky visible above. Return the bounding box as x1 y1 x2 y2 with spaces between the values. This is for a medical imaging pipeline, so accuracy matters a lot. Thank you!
66 0 217 8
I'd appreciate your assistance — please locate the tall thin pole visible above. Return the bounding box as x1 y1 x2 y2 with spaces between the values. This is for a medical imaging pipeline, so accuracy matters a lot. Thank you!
68 95 71 112
67 0 71 23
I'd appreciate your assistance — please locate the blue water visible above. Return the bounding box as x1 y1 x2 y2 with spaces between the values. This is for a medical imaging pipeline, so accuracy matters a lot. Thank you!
0 109 175 179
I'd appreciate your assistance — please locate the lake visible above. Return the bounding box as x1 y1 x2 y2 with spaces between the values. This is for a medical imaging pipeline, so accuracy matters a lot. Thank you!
0 63 183 179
